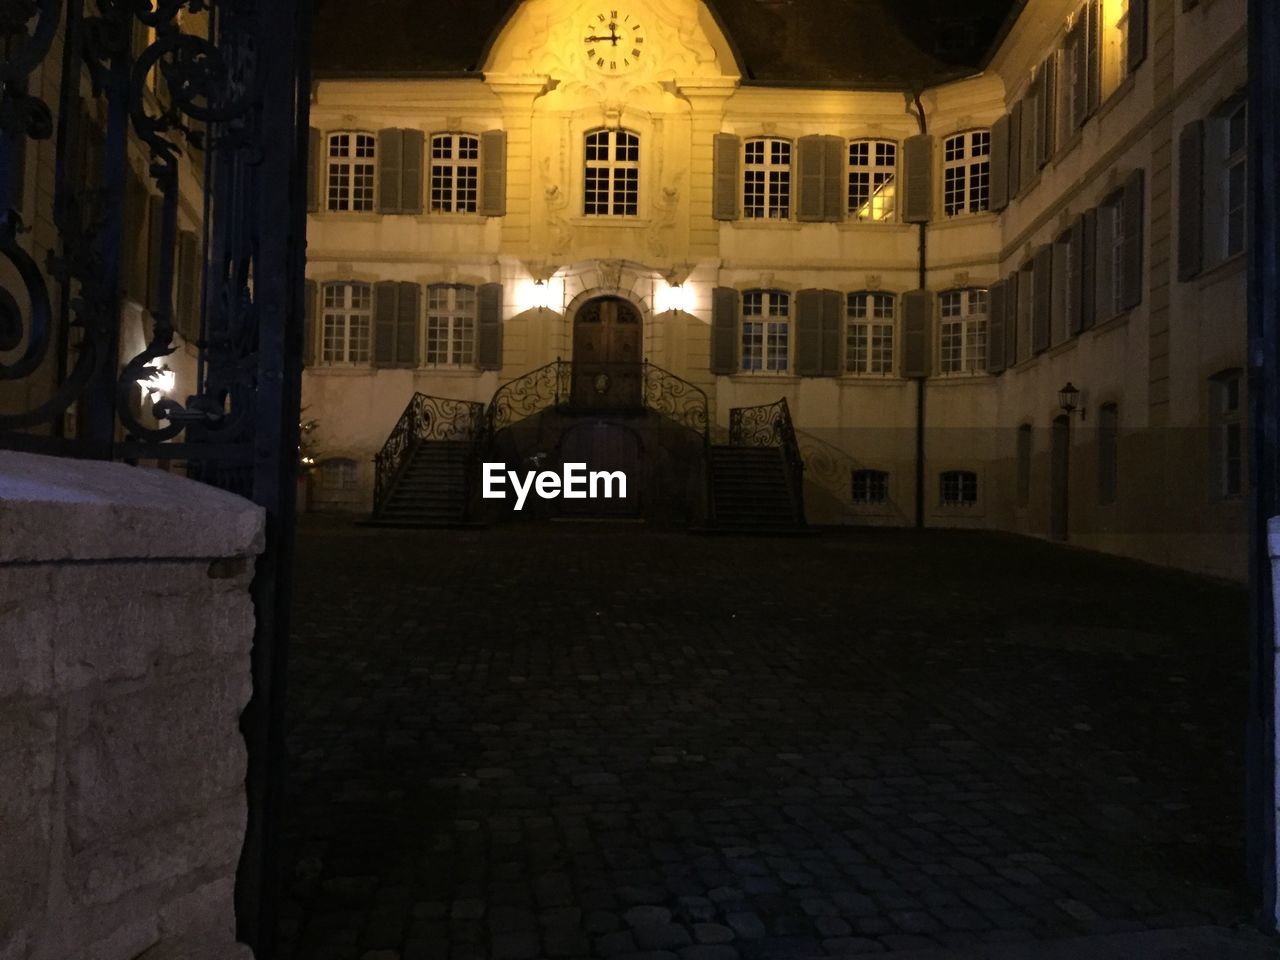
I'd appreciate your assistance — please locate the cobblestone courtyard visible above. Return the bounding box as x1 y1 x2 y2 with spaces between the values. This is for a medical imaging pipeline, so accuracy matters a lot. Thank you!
279 521 1256 959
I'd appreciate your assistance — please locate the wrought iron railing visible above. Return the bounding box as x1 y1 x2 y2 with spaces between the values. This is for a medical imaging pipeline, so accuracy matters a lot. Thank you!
643 363 709 439
728 397 806 521
373 393 486 511
486 360 573 435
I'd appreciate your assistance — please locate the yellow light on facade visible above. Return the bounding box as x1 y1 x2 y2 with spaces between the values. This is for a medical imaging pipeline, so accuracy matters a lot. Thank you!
655 281 694 314
514 277 562 313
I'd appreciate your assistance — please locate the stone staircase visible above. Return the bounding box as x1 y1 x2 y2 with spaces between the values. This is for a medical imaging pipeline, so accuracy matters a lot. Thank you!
708 444 805 531
370 440 471 527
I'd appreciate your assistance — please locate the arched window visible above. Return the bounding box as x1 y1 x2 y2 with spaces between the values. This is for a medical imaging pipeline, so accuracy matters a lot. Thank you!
321 282 373 364
584 129 639 216
430 134 480 213
938 288 989 374
743 137 792 219
326 132 376 212
848 140 897 222
941 470 978 506
942 129 991 217
740 290 790 372
845 292 895 375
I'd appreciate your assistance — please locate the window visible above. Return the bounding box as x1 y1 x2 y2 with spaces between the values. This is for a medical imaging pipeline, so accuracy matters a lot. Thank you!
743 138 791 219
1224 101 1247 258
845 293 895 375
425 285 476 366
1097 194 1125 320
852 469 889 505
938 289 989 374
941 470 978 506
1098 403 1119 504
321 282 372 364
943 130 991 217
848 140 896 222
1016 424 1032 507
584 128 639 216
741 290 790 372
319 458 358 491
1211 371 1244 498
430 134 479 213
326 132 376 212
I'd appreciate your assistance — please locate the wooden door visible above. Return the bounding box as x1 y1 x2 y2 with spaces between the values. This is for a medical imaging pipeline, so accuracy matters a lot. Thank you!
572 297 642 410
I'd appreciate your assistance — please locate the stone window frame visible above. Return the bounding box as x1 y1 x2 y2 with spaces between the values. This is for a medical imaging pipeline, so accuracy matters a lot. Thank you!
742 136 793 220
424 284 477 367
321 281 373 365
844 291 896 376
326 131 376 212
938 287 989 376
583 128 640 217
429 133 481 214
740 289 791 373
942 129 992 217
847 138 898 223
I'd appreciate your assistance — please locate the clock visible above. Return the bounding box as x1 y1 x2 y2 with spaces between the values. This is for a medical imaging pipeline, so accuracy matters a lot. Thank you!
582 8 647 74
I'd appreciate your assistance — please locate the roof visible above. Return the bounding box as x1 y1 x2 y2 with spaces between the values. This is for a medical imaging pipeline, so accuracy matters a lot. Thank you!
310 0 1019 89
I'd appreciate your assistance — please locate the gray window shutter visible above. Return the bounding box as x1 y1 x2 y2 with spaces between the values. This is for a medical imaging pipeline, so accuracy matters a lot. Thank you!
1120 169 1145 311
373 281 399 366
377 128 403 214
303 279 318 367
1033 245 1053 353
901 289 932 378
1040 56 1057 166
1177 120 1204 281
795 288 823 376
1008 101 1023 199
401 129 424 214
711 287 739 375
822 136 843 222
903 134 933 223
796 136 825 222
1020 79 1041 193
713 133 740 221
1068 214 1086 334
820 288 841 375
990 114 1010 212
145 193 165 315
480 130 507 218
396 281 420 366
987 280 1007 373
476 282 503 370
1127 0 1148 74
1086 0 1102 115
1081 207 1098 329
176 229 199 341
1004 270 1019 363
308 127 321 213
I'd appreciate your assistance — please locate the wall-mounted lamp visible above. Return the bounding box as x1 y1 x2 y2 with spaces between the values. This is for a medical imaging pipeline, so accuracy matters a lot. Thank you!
140 364 176 402
1058 382 1085 420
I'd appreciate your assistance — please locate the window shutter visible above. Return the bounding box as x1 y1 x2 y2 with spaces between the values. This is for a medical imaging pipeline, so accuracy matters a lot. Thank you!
1040 56 1057 166
1127 0 1148 73
176 230 199 342
303 279 318 367
821 288 841 375
712 133 740 221
1068 22 1087 131
480 130 507 218
307 127 321 213
401 129 424 215
987 280 1007 374
1020 78 1041 193
711 287 739 375
822 136 843 222
1033 245 1053 353
903 134 933 223
1068 214 1086 334
1080 207 1098 329
990 114 1010 212
1120 169 1145 311
795 288 823 376
373 281 399 367
377 129 403 214
396 281 420 366
145 193 166 315
1177 120 1204 281
1008 101 1023 199
1086 0 1102 115
1004 270 1019 364
796 135 825 222
476 282 503 370
901 289 932 378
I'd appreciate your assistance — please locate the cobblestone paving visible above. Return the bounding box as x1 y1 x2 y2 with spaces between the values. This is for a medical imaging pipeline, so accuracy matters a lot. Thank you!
279 521 1252 960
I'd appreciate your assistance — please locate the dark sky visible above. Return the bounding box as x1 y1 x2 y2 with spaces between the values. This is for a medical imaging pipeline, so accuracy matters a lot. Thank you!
311 0 1022 87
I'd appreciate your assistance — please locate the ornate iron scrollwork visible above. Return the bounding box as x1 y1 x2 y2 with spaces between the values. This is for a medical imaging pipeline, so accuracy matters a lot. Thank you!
373 392 486 511
643 361 708 439
486 359 572 435
728 396 805 514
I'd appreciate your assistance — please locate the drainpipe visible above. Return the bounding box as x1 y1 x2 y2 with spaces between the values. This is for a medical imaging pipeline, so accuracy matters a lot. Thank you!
911 91 929 530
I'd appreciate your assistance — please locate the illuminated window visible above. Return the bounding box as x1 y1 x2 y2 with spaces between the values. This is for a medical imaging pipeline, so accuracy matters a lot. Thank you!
430 134 480 213
942 130 991 217
741 290 790 372
845 292 895 375
584 128 639 216
852 469 889 505
321 282 372 364
848 140 897 222
938 289 989 374
743 138 791 219
326 132 376 212
425 285 476 365
941 470 979 506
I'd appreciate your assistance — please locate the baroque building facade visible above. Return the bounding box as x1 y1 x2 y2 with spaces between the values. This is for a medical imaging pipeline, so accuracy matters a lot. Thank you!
300 0 1247 580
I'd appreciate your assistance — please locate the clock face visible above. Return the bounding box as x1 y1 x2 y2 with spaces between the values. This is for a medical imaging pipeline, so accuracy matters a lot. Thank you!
582 9 646 74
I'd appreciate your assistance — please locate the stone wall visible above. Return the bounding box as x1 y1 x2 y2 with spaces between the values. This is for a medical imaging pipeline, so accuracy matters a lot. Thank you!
0 452 264 960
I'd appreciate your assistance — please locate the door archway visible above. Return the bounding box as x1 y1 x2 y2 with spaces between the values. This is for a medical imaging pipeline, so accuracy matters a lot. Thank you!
571 296 643 410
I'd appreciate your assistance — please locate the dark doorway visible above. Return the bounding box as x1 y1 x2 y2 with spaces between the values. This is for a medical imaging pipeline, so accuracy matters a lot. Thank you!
572 297 643 411
1050 415 1070 542
557 420 642 517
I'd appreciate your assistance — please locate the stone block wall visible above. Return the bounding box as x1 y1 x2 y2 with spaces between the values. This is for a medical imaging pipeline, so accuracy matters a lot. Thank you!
0 452 264 960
